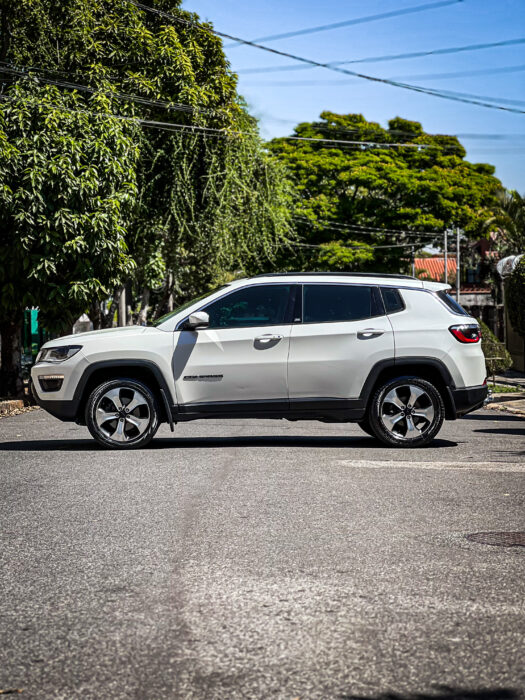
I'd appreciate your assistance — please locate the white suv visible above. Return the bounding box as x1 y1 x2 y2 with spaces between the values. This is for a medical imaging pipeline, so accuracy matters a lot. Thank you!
31 273 488 449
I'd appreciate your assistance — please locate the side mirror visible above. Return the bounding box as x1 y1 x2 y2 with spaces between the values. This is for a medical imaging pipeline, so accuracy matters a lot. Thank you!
183 311 209 330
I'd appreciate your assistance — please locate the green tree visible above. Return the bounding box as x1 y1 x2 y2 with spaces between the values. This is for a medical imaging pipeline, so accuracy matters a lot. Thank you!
478 320 512 379
484 189 525 256
507 256 525 339
0 0 293 393
2 0 292 320
269 112 502 272
0 81 138 397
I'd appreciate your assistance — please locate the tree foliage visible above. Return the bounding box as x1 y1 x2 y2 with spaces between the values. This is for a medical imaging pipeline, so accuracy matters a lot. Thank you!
0 0 293 394
0 81 138 333
1 0 292 318
484 189 525 257
479 320 512 377
507 257 525 339
269 112 502 272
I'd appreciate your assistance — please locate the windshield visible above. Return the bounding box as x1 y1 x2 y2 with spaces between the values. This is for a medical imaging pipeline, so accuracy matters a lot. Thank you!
152 285 230 327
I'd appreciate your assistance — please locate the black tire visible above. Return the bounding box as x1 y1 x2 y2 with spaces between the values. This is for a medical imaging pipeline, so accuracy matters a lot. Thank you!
358 418 375 438
368 376 445 448
85 378 159 449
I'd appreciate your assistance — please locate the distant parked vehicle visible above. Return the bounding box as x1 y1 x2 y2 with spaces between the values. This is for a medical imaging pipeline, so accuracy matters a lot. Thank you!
31 273 487 449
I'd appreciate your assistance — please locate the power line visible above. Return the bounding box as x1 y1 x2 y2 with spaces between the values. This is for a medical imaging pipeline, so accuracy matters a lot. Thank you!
390 63 525 82
0 93 440 150
244 62 525 86
294 240 429 251
425 85 525 107
11 60 525 144
237 37 525 73
130 2 525 115
264 115 525 142
225 0 463 46
0 63 213 116
6 67 524 153
245 76 525 107
295 216 443 238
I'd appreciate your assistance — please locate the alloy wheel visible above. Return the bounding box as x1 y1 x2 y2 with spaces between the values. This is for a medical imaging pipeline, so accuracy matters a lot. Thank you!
94 386 151 443
380 383 435 441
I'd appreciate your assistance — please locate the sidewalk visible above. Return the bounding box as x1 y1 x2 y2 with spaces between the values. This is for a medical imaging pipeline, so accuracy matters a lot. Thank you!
488 371 525 417
494 369 525 388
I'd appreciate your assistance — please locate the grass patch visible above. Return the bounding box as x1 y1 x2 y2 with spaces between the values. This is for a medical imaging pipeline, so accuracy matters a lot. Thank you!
490 384 523 394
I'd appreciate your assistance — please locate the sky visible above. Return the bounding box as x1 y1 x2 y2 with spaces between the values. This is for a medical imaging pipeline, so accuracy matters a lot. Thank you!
182 0 525 192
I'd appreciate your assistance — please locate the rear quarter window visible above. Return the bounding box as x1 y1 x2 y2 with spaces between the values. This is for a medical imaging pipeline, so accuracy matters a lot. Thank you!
436 290 469 316
381 287 405 314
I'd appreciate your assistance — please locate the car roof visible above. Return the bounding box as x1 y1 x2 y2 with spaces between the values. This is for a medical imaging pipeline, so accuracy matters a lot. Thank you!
230 273 452 292
231 272 423 289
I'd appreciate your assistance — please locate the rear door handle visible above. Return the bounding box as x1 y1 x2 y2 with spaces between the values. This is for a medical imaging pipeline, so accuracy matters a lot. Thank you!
255 334 283 342
357 328 386 339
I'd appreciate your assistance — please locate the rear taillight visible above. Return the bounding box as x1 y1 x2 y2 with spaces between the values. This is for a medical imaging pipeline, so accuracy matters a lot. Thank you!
449 324 481 343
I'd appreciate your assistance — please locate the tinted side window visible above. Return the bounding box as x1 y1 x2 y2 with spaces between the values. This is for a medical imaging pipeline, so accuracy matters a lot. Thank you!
303 285 380 324
381 287 405 314
436 290 469 316
204 285 291 329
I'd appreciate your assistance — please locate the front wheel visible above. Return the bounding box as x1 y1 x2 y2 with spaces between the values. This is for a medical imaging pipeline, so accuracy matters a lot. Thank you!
358 418 375 438
368 377 445 448
85 378 159 449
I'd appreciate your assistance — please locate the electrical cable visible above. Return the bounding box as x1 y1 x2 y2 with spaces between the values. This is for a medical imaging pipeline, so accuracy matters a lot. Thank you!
237 38 525 72
243 63 525 86
294 216 444 238
5 63 523 149
0 93 439 150
0 63 214 116
130 1 525 115
225 0 464 46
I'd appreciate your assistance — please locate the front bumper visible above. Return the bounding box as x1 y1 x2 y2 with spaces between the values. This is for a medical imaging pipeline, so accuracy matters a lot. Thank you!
451 384 488 417
30 355 88 422
29 378 80 421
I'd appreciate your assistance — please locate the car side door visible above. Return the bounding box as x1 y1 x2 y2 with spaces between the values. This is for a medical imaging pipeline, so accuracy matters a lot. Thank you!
287 283 394 402
172 283 296 409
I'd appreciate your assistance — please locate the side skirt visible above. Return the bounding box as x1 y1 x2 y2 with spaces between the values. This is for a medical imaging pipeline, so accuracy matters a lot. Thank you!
171 398 366 423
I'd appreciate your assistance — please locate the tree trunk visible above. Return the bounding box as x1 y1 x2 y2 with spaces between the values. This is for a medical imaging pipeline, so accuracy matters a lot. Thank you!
137 288 150 326
104 287 123 329
0 319 24 399
153 275 174 320
89 302 102 330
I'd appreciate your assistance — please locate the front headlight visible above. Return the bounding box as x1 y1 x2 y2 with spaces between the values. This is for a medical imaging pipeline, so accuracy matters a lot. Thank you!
36 345 82 363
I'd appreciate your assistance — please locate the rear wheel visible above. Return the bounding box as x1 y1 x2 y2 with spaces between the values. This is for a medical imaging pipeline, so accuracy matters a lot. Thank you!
368 377 445 447
85 378 159 449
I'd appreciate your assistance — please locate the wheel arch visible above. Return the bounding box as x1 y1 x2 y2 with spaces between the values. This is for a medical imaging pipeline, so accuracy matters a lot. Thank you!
74 360 174 425
360 358 456 420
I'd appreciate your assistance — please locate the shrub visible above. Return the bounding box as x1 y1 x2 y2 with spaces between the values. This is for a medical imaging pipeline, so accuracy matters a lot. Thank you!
479 320 512 378
506 256 525 339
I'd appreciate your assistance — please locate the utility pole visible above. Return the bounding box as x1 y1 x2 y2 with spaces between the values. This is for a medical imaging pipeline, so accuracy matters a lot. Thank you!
411 246 415 277
444 229 448 284
456 227 461 302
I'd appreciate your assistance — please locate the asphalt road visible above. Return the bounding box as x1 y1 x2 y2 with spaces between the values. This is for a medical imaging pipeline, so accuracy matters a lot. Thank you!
1 408 524 700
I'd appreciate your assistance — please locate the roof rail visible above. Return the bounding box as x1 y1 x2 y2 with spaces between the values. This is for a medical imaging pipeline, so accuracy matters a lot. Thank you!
253 271 417 280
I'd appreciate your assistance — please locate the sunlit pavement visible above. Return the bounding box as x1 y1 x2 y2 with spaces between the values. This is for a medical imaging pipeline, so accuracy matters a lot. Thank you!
1 409 524 699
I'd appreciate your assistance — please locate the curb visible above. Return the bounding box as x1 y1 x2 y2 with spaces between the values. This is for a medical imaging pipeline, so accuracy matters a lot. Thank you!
0 400 39 418
0 400 24 415
486 401 525 418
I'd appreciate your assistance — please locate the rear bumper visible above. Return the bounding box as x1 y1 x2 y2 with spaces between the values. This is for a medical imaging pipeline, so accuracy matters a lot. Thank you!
451 384 488 417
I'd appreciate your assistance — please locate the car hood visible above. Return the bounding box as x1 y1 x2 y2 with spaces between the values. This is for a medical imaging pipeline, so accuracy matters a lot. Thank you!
41 325 160 347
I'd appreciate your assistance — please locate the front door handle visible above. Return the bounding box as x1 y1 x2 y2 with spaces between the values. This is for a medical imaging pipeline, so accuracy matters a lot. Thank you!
255 334 283 342
357 328 386 339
